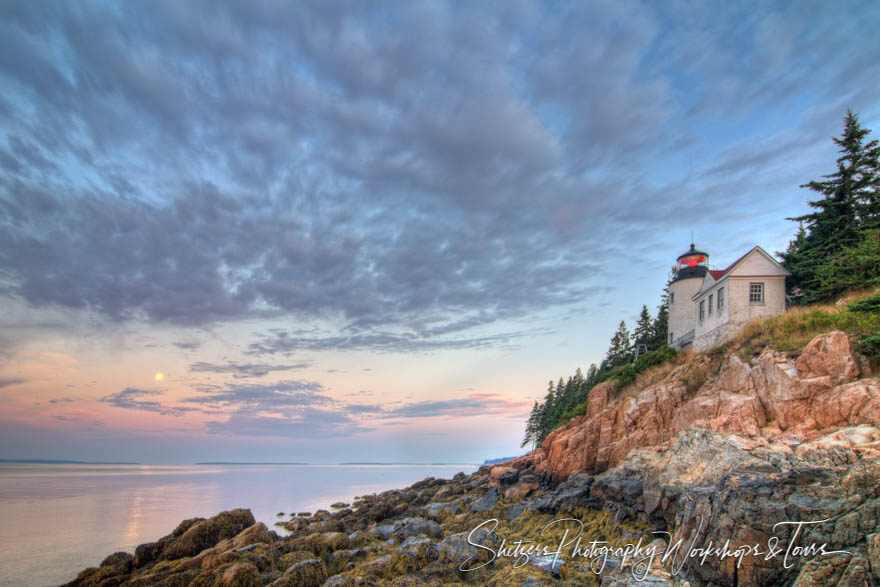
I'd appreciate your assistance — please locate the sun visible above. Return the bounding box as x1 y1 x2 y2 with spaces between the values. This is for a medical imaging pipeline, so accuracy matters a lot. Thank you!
154 372 164 381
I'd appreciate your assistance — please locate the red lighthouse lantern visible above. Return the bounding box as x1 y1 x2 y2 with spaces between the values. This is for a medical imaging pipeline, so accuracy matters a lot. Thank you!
672 243 709 283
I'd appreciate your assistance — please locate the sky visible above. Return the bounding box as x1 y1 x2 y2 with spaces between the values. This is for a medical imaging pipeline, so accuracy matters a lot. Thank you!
1 0 879 464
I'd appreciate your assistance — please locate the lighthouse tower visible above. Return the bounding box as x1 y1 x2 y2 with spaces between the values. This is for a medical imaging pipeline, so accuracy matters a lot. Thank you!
668 243 709 349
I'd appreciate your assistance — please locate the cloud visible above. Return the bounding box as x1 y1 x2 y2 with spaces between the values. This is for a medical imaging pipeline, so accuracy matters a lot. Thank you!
188 361 310 378
183 380 328 411
52 408 104 427
380 392 532 419
0 0 877 350
203 408 370 439
178 379 527 437
179 379 371 438
0 378 25 389
101 387 199 417
246 327 550 355
173 341 202 351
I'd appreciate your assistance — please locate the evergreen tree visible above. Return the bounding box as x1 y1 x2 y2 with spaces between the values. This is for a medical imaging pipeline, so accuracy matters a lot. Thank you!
603 320 632 369
783 109 880 301
551 376 566 423
586 363 599 386
649 302 669 348
633 305 653 349
561 369 584 415
814 229 880 294
648 272 673 348
521 401 541 448
536 380 556 442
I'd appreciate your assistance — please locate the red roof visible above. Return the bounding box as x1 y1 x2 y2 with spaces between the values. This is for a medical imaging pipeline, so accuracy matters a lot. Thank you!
708 250 751 281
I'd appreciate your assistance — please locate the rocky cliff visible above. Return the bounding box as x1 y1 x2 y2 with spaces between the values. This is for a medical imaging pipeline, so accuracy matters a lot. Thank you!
510 331 876 481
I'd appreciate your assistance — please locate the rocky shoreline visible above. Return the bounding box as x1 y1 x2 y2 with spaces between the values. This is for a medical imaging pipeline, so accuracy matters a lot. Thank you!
65 331 880 586
62 467 656 586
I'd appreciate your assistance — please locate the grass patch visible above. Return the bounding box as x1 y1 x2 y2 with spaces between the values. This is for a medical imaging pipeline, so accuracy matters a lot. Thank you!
735 288 880 359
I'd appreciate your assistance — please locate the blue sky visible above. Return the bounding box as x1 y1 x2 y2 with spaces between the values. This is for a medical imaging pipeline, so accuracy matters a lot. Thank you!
0 0 878 464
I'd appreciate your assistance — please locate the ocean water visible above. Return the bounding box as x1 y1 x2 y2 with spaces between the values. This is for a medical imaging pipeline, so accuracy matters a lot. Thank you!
0 463 477 587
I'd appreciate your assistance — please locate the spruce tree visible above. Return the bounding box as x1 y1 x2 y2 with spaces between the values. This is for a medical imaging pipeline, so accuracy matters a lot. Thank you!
604 321 632 369
521 401 541 448
649 302 669 348
783 109 880 301
633 305 653 349
586 363 599 386
537 380 556 442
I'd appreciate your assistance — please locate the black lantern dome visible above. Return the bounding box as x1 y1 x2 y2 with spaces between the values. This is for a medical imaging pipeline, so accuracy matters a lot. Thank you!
671 243 709 283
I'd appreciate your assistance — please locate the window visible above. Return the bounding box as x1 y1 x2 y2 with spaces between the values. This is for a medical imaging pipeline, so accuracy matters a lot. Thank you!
718 287 724 310
749 282 764 303
670 292 674 304
708 294 713 316
669 332 673 344
699 300 705 322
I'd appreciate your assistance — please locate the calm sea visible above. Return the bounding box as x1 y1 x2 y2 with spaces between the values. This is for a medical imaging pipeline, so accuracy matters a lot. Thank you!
0 463 477 587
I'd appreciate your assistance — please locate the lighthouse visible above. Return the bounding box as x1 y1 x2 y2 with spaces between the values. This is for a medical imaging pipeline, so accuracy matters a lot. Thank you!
668 243 708 349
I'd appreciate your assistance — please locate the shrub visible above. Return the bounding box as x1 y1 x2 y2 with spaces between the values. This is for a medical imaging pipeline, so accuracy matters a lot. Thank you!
848 293 880 315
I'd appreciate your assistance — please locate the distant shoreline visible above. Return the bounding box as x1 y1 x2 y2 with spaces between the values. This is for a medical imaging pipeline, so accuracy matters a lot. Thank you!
0 459 141 465
197 461 479 466
0 459 479 466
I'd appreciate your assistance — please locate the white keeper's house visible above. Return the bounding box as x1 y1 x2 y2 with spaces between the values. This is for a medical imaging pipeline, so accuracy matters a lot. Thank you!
668 243 790 351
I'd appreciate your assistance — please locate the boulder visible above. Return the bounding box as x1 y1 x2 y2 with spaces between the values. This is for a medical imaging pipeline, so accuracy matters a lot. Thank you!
220 562 261 586
438 530 498 571
99 552 133 573
795 330 859 384
325 548 366 575
290 532 351 558
389 536 439 573
504 479 539 500
422 501 460 522
232 522 272 549
271 559 327 587
163 509 256 560
278 550 315 569
470 488 498 512
390 517 441 539
347 530 370 547
488 466 519 487
368 524 395 540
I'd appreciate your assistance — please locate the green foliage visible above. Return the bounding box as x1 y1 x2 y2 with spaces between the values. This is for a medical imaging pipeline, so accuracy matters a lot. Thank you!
812 230 880 298
848 291 880 314
782 109 880 303
633 344 677 372
558 402 588 423
860 333 880 355
606 364 637 389
605 346 678 391
849 292 880 361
